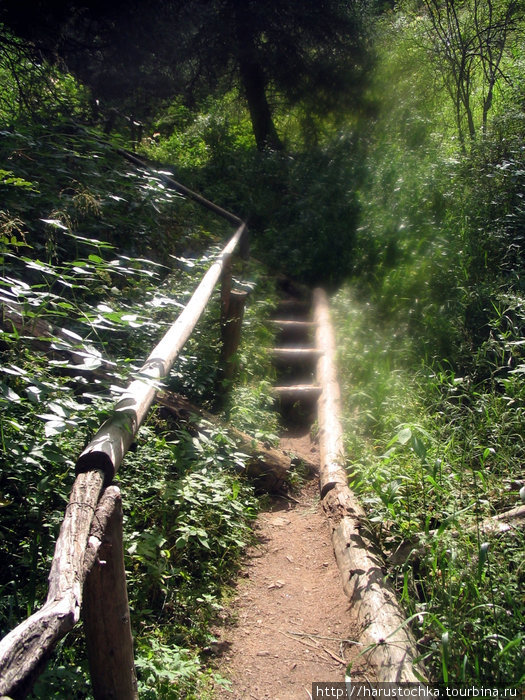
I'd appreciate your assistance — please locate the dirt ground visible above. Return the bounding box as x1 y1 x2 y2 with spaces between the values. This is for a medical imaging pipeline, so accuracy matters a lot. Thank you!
210 428 372 700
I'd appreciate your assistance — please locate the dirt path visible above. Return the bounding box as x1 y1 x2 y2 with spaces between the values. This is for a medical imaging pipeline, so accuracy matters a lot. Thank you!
212 429 371 699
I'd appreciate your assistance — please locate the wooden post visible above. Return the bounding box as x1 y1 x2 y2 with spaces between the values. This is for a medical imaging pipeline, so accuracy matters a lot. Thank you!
83 487 137 699
239 226 250 261
220 290 247 384
220 254 233 322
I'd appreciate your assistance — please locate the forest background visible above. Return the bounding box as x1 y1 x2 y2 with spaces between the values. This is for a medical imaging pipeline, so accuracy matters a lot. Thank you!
0 0 524 696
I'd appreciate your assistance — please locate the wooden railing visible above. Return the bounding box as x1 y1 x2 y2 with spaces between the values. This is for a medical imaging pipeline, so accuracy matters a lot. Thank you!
0 163 249 698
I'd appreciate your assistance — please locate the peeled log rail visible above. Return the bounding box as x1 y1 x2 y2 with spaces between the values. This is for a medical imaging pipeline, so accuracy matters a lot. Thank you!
313 288 425 683
76 223 246 484
0 226 247 697
314 288 348 498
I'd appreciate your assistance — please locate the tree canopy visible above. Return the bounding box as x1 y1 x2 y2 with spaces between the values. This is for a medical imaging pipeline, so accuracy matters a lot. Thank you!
1 0 371 149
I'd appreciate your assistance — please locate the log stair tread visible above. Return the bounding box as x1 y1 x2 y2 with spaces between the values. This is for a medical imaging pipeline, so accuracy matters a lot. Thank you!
273 383 322 397
271 347 322 358
270 320 316 329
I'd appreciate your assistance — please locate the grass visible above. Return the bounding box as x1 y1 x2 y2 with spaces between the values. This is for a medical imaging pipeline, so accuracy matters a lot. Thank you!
333 287 525 685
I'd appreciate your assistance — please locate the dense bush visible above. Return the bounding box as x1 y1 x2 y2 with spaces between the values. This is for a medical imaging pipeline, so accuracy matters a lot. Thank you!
145 94 364 285
332 8 525 685
0 115 279 697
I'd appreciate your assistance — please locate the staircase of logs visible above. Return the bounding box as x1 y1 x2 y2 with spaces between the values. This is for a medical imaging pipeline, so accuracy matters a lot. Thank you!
268 282 424 684
271 285 321 424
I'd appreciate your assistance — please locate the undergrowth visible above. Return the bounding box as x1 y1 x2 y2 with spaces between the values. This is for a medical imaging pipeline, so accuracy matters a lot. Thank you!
332 11 525 684
0 118 279 697
334 290 525 685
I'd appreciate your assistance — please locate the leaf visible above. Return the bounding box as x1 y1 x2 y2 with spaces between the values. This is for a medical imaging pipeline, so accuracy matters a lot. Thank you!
0 364 27 376
397 427 412 445
0 382 22 403
48 402 67 417
411 434 426 458
60 328 84 342
40 218 68 230
44 419 67 437
479 542 490 567
26 385 42 402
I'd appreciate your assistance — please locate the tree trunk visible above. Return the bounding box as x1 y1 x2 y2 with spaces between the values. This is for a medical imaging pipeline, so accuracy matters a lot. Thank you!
233 2 283 152
238 57 283 151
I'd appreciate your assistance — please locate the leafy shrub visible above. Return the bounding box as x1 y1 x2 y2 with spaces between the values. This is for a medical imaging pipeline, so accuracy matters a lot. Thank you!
331 7 525 684
0 117 279 697
333 289 525 684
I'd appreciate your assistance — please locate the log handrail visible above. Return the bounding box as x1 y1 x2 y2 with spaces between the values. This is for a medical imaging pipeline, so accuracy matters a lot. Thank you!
0 192 248 696
76 222 246 484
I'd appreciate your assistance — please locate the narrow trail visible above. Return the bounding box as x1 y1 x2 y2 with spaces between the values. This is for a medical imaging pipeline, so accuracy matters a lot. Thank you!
213 444 369 699
211 286 373 699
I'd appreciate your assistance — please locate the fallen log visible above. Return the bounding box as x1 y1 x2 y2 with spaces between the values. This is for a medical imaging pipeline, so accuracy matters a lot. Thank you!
484 503 525 532
313 288 425 683
323 484 424 682
313 288 351 497
388 504 525 566
156 390 318 490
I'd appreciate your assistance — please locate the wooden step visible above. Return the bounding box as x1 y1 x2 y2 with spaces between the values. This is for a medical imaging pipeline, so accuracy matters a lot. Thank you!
271 320 316 346
273 384 322 401
274 299 311 318
271 347 322 361
271 320 316 330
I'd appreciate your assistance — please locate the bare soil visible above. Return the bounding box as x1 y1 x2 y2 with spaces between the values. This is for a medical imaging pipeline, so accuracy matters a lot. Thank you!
211 428 371 699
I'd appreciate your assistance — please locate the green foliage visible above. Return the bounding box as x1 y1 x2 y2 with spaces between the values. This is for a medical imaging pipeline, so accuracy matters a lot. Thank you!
146 97 364 285
135 637 202 699
116 420 258 696
0 116 280 696
333 4 525 685
334 290 525 685
0 28 91 125
399 0 524 147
